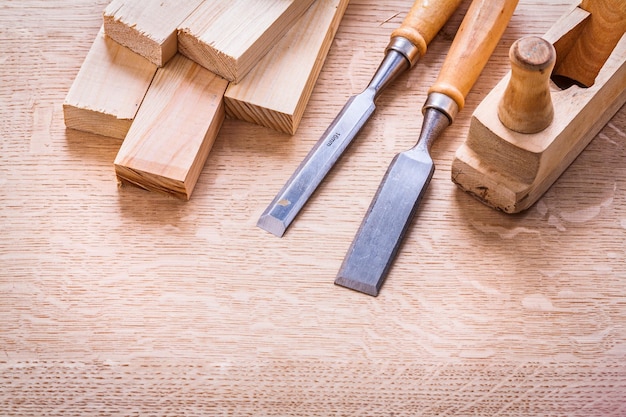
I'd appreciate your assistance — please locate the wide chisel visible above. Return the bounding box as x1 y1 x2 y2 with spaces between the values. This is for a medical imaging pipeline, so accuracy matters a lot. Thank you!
335 0 519 296
257 0 464 237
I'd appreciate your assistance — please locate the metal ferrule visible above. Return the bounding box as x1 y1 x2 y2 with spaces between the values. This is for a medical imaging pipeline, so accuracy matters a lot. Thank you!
385 36 421 68
367 46 411 99
423 92 459 123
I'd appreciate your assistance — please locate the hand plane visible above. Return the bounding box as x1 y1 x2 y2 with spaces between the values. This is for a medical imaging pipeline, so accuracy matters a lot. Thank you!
451 0 626 213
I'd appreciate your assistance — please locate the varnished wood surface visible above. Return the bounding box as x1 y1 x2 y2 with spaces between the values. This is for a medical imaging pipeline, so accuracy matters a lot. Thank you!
429 0 518 111
1 1 625 415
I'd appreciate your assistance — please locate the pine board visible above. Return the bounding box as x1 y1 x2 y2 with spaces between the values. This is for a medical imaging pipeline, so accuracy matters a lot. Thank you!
103 0 204 67
63 27 157 139
224 0 350 135
178 0 316 82
114 54 228 199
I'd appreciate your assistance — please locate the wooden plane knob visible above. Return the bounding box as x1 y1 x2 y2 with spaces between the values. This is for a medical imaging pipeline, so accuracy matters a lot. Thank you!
498 36 556 134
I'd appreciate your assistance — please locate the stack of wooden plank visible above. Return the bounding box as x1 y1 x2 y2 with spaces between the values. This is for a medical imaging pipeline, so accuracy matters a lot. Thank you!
64 0 350 199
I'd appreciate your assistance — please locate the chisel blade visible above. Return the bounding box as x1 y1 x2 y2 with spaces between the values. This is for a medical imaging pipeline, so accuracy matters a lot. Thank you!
335 108 449 296
335 152 434 296
257 89 377 237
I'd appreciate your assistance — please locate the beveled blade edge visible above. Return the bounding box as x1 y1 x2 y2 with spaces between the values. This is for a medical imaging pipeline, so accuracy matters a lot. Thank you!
256 213 288 237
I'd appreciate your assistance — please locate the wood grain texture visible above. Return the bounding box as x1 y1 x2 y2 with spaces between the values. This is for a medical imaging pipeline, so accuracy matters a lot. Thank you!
114 54 228 199
177 0 316 82
1 1 626 415
1 360 625 415
224 0 350 135
63 27 157 139
103 0 204 66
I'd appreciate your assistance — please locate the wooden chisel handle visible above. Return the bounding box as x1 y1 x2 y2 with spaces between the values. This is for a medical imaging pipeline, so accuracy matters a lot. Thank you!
428 0 519 113
391 0 464 60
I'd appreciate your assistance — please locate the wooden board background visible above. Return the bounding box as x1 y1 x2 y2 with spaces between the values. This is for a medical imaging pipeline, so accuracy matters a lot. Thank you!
1 1 625 415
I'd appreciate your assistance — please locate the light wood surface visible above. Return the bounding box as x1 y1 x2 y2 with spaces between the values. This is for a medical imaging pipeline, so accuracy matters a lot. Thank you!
1 1 626 415
63 27 157 140
224 0 350 135
103 0 204 67
114 54 228 200
178 0 316 83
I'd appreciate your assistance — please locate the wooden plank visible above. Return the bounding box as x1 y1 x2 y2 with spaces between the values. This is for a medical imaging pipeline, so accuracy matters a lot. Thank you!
114 54 228 200
103 0 204 67
63 27 157 139
224 0 350 135
178 0 316 82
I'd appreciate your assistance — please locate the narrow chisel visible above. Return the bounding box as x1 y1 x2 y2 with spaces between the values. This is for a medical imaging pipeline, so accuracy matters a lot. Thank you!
335 0 519 296
257 0 464 237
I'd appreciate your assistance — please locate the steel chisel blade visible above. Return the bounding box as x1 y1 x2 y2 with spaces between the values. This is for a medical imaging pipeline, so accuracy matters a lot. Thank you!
257 90 376 237
335 151 435 296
